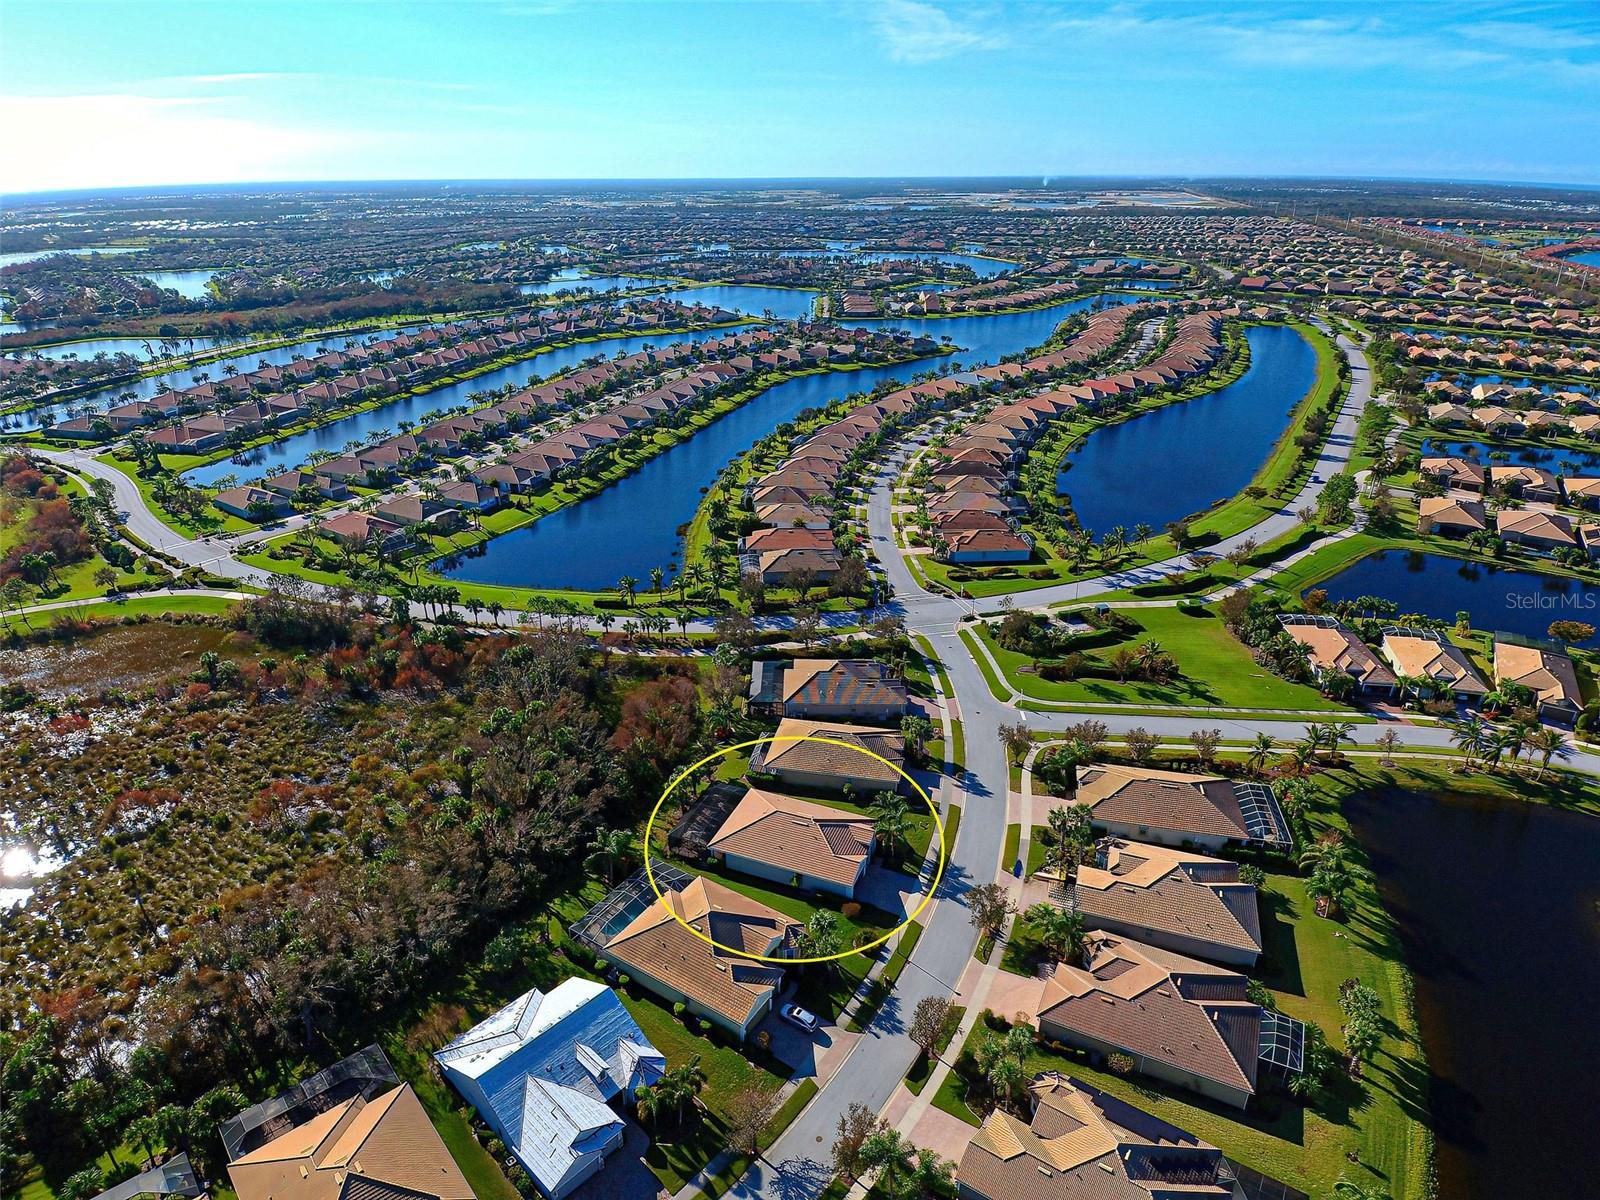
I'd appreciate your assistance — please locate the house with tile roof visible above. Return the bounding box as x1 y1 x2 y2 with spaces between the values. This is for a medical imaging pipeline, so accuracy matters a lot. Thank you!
224 1082 472 1200
747 658 910 722
433 979 663 1199
1070 764 1291 851
956 1072 1240 1200
1032 934 1275 1109
1380 629 1488 701
603 876 798 1037
1071 839 1262 967
1279 615 1399 697
1417 495 1487 537
707 787 875 898
1494 638 1584 724
748 718 905 793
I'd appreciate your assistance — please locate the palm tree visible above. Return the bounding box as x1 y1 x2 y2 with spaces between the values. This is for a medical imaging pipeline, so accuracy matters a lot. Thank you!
618 574 639 607
584 828 633 886
872 792 911 864
1527 728 1570 779
1029 903 1086 964
1246 731 1277 776
858 1128 915 1198
650 565 665 599
1450 714 1491 768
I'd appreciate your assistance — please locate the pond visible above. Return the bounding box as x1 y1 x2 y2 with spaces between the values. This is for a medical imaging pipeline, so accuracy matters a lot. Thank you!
0 246 148 267
662 284 819 321
181 326 737 486
1418 436 1600 473
1558 249 1600 268
2 325 433 432
1307 550 1596 639
438 291 1155 590
1057 323 1317 536
138 268 220 300
776 249 1015 277
519 268 678 296
1343 785 1600 1200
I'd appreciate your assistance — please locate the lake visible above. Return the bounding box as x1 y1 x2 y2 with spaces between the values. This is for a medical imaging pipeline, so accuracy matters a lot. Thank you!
1559 249 1600 268
1418 436 1600 473
1344 785 1600 1200
438 291 1154 590
2 326 432 432
1308 550 1596 639
0 246 147 267
663 284 819 321
776 249 1015 277
181 326 737 486
519 268 679 296
139 269 220 300
1057 323 1317 536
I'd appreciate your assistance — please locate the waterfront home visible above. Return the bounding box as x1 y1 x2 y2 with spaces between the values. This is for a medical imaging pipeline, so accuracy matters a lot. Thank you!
374 495 465 531
603 875 797 1038
943 525 1032 563
747 658 909 722
707 787 875 898
1426 402 1474 426
1032 933 1289 1110
211 485 290 522
956 1073 1238 1200
147 419 228 453
1562 477 1600 509
433 980 664 1199
754 501 831 529
1279 614 1399 697
741 527 836 556
262 469 350 501
1419 456 1487 493
1380 629 1489 701
1495 508 1595 556
1071 838 1262 967
320 510 406 551
1472 405 1525 434
223 1068 472 1200
1417 495 1488 537
1489 464 1562 503
1494 638 1584 724
1070 764 1291 850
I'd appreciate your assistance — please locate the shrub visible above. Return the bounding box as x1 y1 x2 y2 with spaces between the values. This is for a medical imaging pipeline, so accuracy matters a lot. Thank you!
673 1002 687 1017
1107 1052 1136 1076
840 901 861 920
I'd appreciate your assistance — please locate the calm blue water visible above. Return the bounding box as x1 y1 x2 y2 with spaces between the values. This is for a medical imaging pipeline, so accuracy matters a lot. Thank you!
441 292 1152 589
0 246 147 267
10 334 226 363
663 285 818 321
1309 550 1593 639
1563 249 1600 268
181 327 735 486
1057 323 1316 535
519 269 678 296
3 327 430 432
849 291 1148 364
139 269 219 300
1419 437 1600 472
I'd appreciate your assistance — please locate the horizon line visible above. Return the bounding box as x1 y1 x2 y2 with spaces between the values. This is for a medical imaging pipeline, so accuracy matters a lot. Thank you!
7 171 1600 204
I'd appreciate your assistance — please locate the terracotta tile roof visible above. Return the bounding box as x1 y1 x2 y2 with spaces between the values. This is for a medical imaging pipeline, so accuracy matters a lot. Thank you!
754 718 905 786
1034 935 1261 1099
779 658 908 712
957 1073 1230 1200
1073 765 1252 843
1495 640 1582 711
708 787 874 888
227 1085 472 1200
604 877 798 1027
1073 839 1261 960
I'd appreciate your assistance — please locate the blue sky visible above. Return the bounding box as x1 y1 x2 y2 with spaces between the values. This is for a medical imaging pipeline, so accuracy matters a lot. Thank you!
3 0 1599 194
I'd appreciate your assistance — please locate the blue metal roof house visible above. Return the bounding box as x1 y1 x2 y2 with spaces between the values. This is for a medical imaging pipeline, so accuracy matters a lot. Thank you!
434 979 665 1199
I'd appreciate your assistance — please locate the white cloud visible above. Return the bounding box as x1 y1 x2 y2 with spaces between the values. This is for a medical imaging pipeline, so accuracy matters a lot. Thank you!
872 0 1006 63
0 93 361 194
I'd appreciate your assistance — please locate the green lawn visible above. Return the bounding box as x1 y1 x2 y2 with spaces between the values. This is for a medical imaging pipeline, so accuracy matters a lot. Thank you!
974 605 1342 710
905 1004 966 1096
1001 823 1021 875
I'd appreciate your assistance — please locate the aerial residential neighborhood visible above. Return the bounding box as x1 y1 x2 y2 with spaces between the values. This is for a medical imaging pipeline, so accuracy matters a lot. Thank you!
3 6 1600 1200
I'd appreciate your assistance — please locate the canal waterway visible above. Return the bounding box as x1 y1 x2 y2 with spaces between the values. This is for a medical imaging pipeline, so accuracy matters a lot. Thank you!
1307 549 1595 639
182 326 736 487
1057 323 1317 535
1343 785 1600 1200
438 291 1157 589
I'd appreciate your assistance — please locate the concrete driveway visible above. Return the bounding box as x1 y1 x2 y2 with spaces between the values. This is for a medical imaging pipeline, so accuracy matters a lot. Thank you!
568 1117 666 1200
857 864 923 919
757 1009 860 1084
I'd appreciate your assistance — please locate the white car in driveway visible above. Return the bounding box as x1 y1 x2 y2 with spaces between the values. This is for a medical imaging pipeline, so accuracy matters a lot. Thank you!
779 1003 819 1033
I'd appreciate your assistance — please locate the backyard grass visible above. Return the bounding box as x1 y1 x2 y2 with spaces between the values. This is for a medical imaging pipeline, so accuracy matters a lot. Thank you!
972 605 1342 711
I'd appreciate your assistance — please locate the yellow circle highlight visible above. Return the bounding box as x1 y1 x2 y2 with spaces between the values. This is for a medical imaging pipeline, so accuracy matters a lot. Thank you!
641 734 947 965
